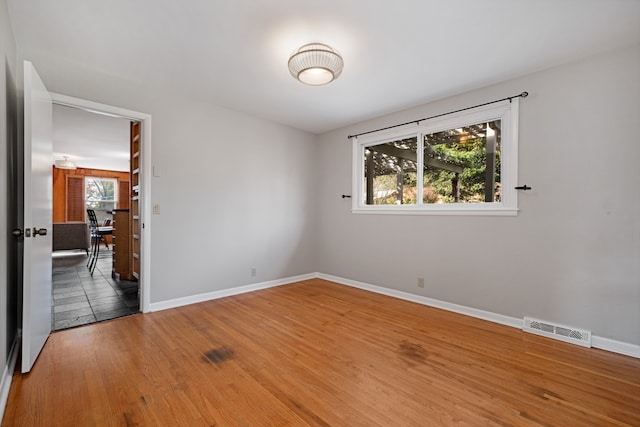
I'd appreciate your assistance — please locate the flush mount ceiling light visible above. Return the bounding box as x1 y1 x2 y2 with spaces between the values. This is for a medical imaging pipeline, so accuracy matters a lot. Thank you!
288 43 344 86
54 155 77 170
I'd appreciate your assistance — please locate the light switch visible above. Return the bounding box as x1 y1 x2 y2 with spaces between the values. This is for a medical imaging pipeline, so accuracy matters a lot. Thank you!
153 165 161 177
153 203 161 214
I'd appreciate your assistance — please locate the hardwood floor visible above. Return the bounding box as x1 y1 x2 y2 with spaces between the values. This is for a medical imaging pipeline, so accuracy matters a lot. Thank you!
3 279 639 426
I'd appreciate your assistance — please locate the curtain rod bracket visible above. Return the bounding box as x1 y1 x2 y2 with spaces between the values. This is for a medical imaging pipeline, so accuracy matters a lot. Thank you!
515 185 532 191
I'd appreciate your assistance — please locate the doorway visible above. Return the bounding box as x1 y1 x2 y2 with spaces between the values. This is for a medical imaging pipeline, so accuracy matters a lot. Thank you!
49 94 151 328
51 104 138 330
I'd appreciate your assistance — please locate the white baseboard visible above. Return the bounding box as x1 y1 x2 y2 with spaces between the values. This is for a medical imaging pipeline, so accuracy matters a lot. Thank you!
315 273 640 359
316 273 522 329
0 331 20 422
592 336 640 359
148 273 317 312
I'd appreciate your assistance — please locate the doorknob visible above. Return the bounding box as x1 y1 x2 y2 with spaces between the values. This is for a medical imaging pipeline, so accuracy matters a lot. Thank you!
12 228 24 237
32 227 47 236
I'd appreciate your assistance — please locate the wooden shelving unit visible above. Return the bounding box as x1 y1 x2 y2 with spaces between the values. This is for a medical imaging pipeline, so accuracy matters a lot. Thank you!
130 121 141 280
111 209 132 280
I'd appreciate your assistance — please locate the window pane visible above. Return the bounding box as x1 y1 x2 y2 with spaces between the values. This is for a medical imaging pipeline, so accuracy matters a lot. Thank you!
86 178 116 202
423 120 501 204
86 177 117 224
364 137 418 205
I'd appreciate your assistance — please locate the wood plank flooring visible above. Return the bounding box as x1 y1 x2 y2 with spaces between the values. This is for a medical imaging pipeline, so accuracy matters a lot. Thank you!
3 279 639 426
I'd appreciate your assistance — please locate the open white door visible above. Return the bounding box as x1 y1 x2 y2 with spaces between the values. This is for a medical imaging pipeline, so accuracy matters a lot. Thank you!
22 60 53 373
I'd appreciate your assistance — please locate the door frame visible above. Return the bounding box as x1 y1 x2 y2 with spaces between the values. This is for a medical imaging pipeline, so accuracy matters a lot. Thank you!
51 93 152 312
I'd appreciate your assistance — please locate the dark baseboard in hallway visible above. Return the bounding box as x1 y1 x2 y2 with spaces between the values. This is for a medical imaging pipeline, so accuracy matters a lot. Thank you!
52 249 140 331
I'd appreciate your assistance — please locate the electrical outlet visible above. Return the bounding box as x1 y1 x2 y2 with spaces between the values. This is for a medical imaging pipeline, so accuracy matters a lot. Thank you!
250 267 256 277
417 277 425 288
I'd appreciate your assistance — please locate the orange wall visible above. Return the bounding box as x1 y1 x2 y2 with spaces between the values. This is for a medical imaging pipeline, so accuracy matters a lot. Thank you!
53 166 130 223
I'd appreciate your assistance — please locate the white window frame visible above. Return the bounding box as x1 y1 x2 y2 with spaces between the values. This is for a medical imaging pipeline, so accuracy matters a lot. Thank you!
85 176 118 209
352 99 520 216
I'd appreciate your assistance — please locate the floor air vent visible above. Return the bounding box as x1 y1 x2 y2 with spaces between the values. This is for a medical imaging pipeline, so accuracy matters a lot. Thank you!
523 317 591 348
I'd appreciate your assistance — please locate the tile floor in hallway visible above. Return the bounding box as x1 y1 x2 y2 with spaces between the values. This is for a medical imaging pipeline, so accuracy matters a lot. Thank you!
52 248 139 331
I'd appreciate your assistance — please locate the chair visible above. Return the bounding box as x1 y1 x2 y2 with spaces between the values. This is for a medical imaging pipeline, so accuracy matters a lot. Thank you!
87 209 113 274
87 209 99 270
87 209 109 249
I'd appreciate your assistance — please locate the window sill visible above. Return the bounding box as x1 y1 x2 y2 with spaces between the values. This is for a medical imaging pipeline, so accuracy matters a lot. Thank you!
351 206 519 216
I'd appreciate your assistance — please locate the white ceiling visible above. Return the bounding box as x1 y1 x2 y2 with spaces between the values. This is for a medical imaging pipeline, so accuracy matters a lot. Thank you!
52 104 130 172
8 0 640 136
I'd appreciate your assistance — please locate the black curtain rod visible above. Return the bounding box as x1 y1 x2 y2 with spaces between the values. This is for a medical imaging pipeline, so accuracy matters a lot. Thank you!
347 91 528 139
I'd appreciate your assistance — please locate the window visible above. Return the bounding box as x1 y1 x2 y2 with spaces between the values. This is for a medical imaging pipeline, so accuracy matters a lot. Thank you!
352 99 519 215
85 177 117 224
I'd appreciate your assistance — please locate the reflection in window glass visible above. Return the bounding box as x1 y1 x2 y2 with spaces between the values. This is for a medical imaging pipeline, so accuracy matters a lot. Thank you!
423 120 501 204
364 137 418 205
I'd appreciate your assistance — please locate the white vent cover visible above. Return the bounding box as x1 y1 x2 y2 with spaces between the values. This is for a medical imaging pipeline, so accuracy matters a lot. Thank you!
523 317 591 348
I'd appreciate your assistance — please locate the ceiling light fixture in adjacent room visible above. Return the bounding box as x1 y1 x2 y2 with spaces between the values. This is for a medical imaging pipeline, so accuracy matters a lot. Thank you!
288 43 344 86
54 156 77 170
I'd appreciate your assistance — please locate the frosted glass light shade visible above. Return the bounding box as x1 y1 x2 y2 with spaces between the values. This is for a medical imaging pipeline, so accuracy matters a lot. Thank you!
54 156 77 170
288 43 343 86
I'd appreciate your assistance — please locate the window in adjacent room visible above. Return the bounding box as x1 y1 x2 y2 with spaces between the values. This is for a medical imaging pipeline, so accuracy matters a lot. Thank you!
85 177 117 224
352 99 519 215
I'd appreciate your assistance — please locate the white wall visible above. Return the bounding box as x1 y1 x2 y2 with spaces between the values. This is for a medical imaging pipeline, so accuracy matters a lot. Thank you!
316 45 640 346
1 0 17 372
16 52 319 304
148 98 319 302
